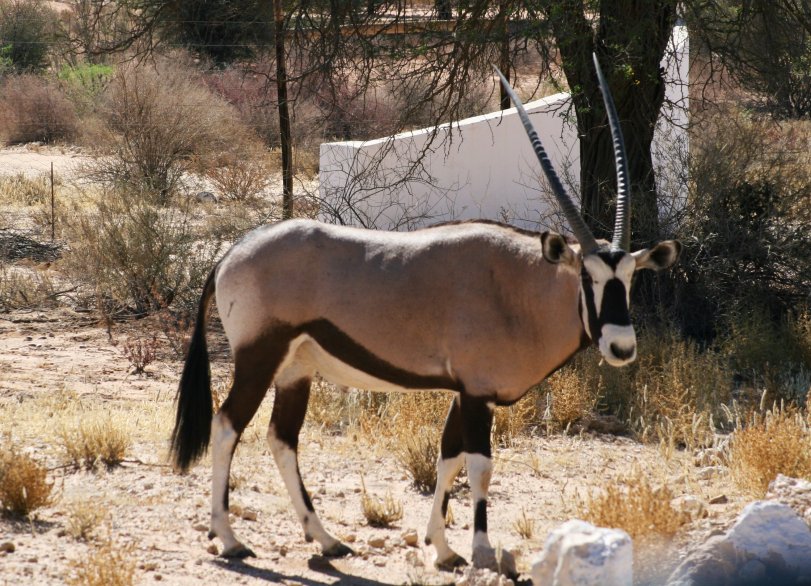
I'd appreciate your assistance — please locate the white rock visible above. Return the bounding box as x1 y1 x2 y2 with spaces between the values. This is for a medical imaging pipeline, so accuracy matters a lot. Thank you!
667 500 811 585
531 520 632 586
727 501 811 573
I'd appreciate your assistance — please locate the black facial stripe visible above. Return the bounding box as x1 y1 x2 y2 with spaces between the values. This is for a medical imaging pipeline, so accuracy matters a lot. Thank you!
580 268 601 344
600 279 631 326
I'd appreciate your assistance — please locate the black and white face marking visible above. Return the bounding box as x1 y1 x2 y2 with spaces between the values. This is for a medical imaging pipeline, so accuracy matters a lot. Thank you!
579 249 638 366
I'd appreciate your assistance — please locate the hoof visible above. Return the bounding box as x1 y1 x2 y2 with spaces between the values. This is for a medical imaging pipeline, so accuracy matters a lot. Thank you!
436 552 468 571
322 542 354 558
472 546 517 579
220 544 257 559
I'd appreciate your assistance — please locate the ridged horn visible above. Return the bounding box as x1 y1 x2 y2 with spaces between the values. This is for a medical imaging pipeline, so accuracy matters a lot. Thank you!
494 66 599 254
592 53 631 252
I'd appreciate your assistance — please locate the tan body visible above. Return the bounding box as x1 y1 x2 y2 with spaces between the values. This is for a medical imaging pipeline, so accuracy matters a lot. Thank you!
216 218 585 404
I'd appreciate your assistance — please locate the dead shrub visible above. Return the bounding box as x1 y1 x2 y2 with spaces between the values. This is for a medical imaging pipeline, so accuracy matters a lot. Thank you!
493 393 540 447
552 328 731 447
578 466 685 540
396 427 439 494
720 310 811 405
65 501 107 541
0 172 50 206
205 154 273 202
66 539 136 586
361 477 404 527
87 56 259 203
63 186 224 314
117 334 158 375
512 508 535 540
0 74 78 144
0 448 53 517
0 266 58 311
543 368 597 430
60 419 130 471
730 403 811 496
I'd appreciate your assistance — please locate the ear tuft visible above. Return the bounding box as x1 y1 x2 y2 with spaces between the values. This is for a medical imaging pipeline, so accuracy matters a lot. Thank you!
541 232 576 265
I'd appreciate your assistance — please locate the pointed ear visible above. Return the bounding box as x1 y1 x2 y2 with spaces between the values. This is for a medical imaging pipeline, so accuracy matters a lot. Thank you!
632 240 682 271
541 232 577 265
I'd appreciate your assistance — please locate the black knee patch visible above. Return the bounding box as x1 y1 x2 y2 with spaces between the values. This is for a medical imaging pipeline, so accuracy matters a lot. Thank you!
474 499 487 534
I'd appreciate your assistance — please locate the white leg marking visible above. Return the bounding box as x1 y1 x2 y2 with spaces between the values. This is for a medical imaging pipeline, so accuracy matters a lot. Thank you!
466 452 493 551
267 424 342 552
209 412 246 554
426 454 464 565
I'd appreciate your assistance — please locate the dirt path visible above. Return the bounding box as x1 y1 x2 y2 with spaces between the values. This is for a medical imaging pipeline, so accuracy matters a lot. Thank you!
0 309 744 585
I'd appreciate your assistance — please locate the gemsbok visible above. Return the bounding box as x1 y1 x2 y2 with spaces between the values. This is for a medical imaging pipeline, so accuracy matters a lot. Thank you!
170 54 681 570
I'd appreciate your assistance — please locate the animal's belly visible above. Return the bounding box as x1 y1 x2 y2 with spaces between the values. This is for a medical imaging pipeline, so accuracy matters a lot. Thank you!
281 335 453 393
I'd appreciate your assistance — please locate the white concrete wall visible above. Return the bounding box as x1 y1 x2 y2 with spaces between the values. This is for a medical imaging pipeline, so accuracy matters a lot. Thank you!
319 24 688 232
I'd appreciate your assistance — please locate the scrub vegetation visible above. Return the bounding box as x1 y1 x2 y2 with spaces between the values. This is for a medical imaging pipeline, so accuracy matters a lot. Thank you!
0 0 809 584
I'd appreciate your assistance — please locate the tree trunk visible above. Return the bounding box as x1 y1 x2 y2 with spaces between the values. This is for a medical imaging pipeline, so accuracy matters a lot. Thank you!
273 0 293 220
548 0 676 246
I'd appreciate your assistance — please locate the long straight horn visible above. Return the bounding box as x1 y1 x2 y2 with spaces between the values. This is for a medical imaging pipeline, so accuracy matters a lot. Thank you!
592 53 631 251
494 67 599 254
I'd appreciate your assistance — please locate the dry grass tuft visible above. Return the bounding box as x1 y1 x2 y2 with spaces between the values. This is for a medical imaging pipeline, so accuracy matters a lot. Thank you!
361 477 404 527
0 172 51 206
396 427 439 494
66 539 136 586
493 393 539 447
0 448 54 517
578 466 685 540
60 420 130 471
512 508 535 539
730 403 811 496
65 501 107 541
544 369 597 429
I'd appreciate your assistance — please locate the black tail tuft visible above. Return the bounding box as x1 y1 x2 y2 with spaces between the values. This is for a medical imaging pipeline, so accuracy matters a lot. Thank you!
170 269 216 471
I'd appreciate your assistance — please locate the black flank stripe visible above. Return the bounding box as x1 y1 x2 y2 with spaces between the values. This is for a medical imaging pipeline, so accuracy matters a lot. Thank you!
300 319 462 391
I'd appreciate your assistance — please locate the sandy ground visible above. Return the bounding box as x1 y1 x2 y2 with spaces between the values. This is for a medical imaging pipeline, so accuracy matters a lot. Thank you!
0 306 747 586
0 145 746 585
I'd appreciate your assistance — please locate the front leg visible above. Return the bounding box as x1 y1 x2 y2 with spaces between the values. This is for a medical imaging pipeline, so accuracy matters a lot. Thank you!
461 395 517 578
459 395 494 554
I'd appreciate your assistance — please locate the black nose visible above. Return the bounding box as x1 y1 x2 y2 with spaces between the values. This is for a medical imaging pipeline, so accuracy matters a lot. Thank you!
610 342 635 361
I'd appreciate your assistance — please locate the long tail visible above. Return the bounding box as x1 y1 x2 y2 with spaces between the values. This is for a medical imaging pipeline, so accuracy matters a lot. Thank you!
170 267 217 471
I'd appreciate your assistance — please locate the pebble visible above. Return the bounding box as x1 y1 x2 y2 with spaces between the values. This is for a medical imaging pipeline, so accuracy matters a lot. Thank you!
709 494 729 505
193 523 208 532
142 562 158 571
206 544 218 555
368 536 386 548
154 574 163 581
402 529 419 547
0 542 15 554
240 509 257 521
278 545 288 557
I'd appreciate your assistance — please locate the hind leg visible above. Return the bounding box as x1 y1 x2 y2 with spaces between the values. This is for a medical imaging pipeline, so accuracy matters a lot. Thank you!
426 395 466 569
209 337 282 558
267 372 353 557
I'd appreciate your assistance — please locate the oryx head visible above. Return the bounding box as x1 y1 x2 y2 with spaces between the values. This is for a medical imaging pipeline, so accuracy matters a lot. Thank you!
496 55 681 367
